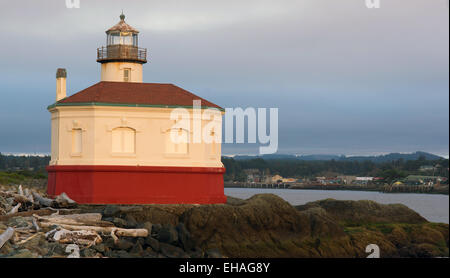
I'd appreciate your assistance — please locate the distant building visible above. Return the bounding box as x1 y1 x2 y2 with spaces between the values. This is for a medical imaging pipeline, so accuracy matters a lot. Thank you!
419 165 436 172
338 175 357 185
281 178 297 183
244 169 263 183
354 177 374 185
404 175 443 186
266 175 284 183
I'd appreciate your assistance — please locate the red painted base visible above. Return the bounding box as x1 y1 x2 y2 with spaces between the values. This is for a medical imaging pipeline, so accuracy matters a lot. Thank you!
46 165 226 204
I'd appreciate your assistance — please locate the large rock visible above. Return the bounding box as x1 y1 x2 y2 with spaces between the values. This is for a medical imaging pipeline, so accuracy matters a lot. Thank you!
123 205 194 226
145 236 160 252
159 242 189 258
176 223 196 251
156 225 178 245
296 199 428 225
179 194 320 257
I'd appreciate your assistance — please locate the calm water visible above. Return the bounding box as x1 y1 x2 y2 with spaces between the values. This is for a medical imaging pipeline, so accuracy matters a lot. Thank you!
225 188 449 223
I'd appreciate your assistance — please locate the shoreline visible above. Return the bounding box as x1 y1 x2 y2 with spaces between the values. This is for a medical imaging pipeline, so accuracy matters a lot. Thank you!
224 187 449 224
224 183 449 195
1 183 449 258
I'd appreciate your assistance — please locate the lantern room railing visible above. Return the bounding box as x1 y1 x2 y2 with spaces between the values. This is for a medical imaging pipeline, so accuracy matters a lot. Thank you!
97 45 147 64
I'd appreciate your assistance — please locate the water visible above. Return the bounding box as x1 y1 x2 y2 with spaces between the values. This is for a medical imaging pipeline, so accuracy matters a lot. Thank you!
225 188 449 223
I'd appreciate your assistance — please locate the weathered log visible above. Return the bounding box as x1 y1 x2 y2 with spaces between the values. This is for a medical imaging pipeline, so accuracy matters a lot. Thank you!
33 213 113 227
32 192 55 207
0 190 32 204
50 228 102 246
24 189 34 203
36 217 114 227
7 203 21 215
0 208 53 221
35 213 103 223
32 217 40 232
16 232 43 245
0 227 15 249
55 192 76 207
110 229 119 244
39 222 148 237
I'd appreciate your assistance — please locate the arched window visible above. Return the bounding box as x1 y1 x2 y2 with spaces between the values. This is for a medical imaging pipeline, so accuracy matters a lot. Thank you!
71 128 82 154
112 127 135 153
166 129 189 155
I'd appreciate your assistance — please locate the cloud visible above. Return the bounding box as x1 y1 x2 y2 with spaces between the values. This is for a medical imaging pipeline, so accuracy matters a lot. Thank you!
0 0 448 156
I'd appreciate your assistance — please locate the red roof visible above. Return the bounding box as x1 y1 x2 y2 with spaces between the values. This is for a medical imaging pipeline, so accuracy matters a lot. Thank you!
54 81 223 110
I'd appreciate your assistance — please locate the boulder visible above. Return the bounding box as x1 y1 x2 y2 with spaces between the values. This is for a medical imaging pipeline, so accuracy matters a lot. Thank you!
145 236 160 252
156 225 178 245
159 242 189 258
114 239 134 251
176 223 196 251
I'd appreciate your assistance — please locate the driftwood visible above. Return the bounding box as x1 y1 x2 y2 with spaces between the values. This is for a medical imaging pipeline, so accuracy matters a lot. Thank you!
32 192 55 207
18 185 24 196
16 232 43 245
0 208 54 221
32 217 40 232
48 228 102 246
0 227 15 249
24 189 34 203
39 222 148 237
33 213 113 227
0 190 32 204
7 203 21 215
55 193 76 207
35 213 103 223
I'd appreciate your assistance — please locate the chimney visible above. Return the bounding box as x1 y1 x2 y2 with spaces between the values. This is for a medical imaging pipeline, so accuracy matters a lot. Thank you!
56 68 67 101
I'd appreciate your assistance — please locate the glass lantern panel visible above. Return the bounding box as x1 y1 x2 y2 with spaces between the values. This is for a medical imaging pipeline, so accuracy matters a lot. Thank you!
121 35 133 45
109 33 121 45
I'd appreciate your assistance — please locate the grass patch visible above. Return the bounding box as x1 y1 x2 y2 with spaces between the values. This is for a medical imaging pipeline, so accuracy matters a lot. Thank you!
0 170 47 185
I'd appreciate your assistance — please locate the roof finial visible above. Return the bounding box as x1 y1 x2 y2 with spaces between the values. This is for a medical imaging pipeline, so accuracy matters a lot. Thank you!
120 10 125 21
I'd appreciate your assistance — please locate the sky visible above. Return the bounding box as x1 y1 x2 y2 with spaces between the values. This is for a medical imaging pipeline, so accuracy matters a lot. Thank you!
0 0 448 157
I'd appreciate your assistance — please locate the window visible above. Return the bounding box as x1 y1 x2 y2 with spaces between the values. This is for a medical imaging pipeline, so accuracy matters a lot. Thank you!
112 127 135 153
166 129 189 155
71 129 82 155
123 68 131 82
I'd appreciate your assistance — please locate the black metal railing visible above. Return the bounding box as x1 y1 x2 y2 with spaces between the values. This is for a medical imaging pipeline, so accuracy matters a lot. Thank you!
97 45 147 63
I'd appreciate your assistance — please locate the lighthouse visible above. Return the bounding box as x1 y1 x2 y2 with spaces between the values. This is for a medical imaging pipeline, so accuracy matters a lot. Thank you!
46 14 226 204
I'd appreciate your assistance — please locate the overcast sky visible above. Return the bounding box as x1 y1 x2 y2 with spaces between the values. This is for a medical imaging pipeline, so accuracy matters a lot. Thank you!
0 0 448 156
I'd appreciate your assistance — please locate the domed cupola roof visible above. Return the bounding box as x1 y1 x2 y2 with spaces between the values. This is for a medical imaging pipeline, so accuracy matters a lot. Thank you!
106 13 139 34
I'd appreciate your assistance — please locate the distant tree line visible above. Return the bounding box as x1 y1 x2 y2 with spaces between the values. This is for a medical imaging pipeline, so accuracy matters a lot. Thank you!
1 153 448 184
0 153 50 179
222 156 449 183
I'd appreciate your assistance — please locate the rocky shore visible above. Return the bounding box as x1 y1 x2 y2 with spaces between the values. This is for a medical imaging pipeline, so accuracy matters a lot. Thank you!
0 184 448 258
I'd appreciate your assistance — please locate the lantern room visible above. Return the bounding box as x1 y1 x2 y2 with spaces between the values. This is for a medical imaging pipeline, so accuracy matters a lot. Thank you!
106 13 139 46
97 13 147 82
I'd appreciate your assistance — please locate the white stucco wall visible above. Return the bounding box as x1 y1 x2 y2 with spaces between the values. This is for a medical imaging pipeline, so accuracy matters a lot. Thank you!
49 106 223 168
100 62 143 82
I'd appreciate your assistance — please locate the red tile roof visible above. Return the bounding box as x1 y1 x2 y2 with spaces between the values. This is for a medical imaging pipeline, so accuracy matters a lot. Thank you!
55 81 223 110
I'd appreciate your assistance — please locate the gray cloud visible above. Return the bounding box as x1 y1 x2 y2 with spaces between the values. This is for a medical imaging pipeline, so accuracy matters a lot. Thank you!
0 0 448 156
